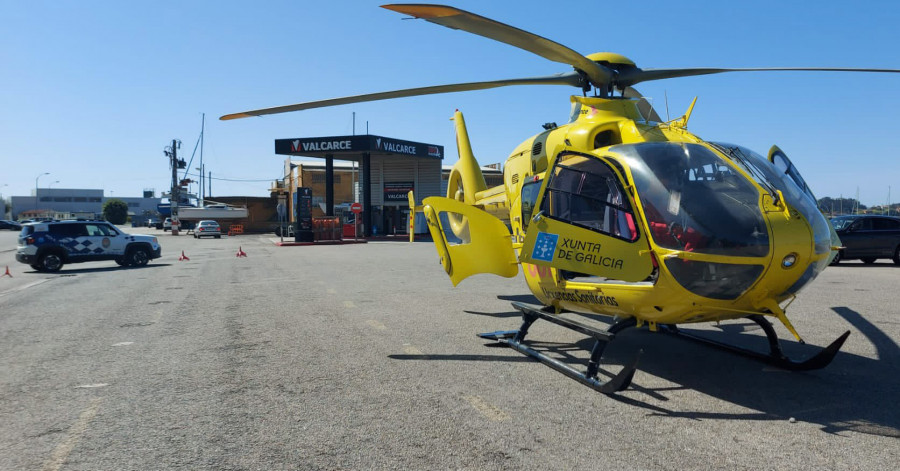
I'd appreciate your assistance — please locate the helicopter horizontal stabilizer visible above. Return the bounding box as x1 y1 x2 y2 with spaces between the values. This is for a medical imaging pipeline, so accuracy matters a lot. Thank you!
407 190 423 243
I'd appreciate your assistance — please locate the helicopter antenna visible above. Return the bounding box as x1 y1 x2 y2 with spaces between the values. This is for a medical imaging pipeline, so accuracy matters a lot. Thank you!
665 90 670 121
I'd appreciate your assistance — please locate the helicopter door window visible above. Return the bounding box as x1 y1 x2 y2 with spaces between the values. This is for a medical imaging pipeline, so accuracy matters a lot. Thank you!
520 179 542 231
540 153 638 242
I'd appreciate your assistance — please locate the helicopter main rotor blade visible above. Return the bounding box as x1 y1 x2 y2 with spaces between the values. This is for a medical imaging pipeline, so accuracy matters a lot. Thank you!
617 67 900 88
219 72 582 120
381 4 612 88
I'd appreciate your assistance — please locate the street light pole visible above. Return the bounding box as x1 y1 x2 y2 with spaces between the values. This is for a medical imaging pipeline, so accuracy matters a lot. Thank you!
1 184 7 219
35 172 49 214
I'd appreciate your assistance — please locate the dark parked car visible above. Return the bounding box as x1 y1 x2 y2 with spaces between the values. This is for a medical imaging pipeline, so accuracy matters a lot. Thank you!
0 220 22 230
830 215 900 265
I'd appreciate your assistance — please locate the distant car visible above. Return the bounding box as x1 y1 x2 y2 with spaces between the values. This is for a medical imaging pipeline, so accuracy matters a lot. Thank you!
163 217 172 231
194 220 221 239
830 214 900 265
0 220 22 231
145 218 156 228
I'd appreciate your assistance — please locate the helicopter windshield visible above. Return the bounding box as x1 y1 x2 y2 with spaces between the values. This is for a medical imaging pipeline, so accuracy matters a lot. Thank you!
614 142 769 257
711 143 834 256
710 143 838 297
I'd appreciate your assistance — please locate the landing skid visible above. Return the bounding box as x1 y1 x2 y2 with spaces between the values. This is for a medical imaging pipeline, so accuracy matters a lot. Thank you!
478 303 851 393
663 314 851 371
478 301 641 394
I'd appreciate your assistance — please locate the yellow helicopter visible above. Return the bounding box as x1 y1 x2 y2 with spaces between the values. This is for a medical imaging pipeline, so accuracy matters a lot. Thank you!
222 4 900 393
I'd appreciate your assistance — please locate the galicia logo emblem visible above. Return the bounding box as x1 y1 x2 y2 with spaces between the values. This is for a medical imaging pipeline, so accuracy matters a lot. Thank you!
531 232 558 262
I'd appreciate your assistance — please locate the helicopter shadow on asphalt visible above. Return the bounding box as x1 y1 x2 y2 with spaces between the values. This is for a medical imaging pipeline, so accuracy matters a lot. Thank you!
391 293 899 437
573 305 900 438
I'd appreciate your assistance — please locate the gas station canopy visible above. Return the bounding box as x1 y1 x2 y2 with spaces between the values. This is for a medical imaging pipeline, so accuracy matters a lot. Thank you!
275 135 443 160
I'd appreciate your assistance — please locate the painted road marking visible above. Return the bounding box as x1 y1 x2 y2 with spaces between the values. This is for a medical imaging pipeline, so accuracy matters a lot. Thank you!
111 342 134 347
366 319 386 330
0 278 54 298
42 398 103 471
74 383 109 389
463 395 509 421
402 344 422 355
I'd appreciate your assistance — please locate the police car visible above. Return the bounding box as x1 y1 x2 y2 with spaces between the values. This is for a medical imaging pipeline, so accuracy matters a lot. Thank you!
16 220 162 272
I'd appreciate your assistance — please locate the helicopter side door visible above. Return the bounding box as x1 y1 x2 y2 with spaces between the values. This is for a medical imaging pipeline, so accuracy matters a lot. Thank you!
520 151 654 282
421 196 519 286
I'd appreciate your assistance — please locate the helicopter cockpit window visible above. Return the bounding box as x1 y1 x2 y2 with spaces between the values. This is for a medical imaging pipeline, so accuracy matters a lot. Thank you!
615 142 769 257
539 153 638 242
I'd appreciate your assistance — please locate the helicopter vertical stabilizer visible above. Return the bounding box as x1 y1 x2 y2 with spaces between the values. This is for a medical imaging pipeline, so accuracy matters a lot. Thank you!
447 110 487 203
444 110 490 238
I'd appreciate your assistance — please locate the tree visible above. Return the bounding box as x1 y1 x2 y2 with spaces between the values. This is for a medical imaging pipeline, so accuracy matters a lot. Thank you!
102 199 129 224
817 197 867 216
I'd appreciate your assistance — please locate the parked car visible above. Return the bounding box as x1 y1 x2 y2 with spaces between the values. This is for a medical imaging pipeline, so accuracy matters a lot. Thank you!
194 220 221 238
0 220 22 231
163 217 172 231
830 214 900 265
16 219 161 272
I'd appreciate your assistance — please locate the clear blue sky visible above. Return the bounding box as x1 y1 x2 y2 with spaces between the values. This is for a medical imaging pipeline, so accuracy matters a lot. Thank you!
2 0 898 207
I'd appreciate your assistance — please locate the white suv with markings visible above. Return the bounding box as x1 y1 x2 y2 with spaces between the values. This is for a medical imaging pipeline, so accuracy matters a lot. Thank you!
16 220 162 272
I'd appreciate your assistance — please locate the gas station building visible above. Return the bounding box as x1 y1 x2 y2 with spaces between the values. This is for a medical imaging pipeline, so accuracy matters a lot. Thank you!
274 134 444 238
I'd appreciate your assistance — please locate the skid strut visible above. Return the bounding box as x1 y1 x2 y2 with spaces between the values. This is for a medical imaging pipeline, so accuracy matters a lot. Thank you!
662 314 850 371
478 301 641 394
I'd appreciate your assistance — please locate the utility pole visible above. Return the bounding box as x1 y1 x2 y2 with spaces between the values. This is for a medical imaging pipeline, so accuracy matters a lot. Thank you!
165 139 183 235
199 113 205 205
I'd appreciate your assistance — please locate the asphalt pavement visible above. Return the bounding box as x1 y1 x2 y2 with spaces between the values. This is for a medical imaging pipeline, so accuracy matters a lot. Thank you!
0 227 897 470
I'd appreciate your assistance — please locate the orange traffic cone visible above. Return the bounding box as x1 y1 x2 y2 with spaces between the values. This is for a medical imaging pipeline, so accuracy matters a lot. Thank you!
179 251 190 261
1 266 11 278
236 247 247 257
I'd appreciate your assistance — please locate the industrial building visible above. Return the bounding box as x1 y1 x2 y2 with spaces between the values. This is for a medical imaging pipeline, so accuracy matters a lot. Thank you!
10 188 161 224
